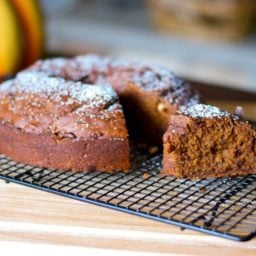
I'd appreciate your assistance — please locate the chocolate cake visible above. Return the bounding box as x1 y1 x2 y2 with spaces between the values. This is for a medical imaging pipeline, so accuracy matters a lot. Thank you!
162 104 256 179
27 55 201 143
0 71 130 172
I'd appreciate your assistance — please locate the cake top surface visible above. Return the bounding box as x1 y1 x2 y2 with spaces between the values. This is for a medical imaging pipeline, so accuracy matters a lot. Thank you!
0 71 127 139
30 54 201 108
75 54 180 90
181 104 238 119
76 55 200 107
0 71 117 108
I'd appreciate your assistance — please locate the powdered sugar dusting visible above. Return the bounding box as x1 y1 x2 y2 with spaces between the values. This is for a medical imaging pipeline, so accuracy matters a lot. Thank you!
75 55 190 96
3 71 117 108
182 104 232 118
34 58 68 69
27 54 201 109
0 80 13 91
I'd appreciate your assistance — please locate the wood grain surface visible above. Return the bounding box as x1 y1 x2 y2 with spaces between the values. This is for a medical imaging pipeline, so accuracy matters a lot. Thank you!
0 101 255 255
0 180 255 255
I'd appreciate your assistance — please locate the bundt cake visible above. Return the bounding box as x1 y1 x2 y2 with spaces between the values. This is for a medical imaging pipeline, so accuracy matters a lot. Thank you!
27 55 201 143
0 71 130 172
0 55 254 179
162 104 256 179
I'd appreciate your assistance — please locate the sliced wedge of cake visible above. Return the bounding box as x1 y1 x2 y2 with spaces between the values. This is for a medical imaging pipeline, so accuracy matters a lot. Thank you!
162 104 256 179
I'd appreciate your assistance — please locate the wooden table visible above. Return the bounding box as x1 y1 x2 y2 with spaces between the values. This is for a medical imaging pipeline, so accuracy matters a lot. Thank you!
0 101 255 255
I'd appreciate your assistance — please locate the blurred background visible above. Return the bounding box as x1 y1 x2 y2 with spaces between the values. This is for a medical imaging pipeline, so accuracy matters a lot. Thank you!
42 0 256 94
1 0 256 117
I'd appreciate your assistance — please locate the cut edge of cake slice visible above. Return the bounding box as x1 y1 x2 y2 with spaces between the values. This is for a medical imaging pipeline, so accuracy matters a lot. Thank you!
162 104 256 179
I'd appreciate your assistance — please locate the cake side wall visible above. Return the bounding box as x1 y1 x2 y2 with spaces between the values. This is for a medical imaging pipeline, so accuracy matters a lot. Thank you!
0 123 130 172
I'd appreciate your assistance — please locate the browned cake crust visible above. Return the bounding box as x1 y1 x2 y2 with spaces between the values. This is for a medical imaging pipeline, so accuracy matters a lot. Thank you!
162 104 256 179
0 71 130 172
28 55 201 143
0 55 201 173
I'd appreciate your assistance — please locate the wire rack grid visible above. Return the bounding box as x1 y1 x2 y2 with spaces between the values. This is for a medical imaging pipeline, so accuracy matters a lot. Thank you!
0 147 255 242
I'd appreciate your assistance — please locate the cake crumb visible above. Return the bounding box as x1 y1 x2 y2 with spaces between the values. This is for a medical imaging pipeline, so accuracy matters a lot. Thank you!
157 102 168 113
143 173 150 179
148 146 159 155
234 106 245 119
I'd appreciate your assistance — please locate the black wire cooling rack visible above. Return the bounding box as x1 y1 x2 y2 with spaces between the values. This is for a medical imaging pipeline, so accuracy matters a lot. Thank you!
0 143 255 242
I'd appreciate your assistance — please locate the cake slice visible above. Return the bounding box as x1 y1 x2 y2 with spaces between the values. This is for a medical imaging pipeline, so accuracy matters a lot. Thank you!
0 71 130 172
27 55 201 144
162 104 256 179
